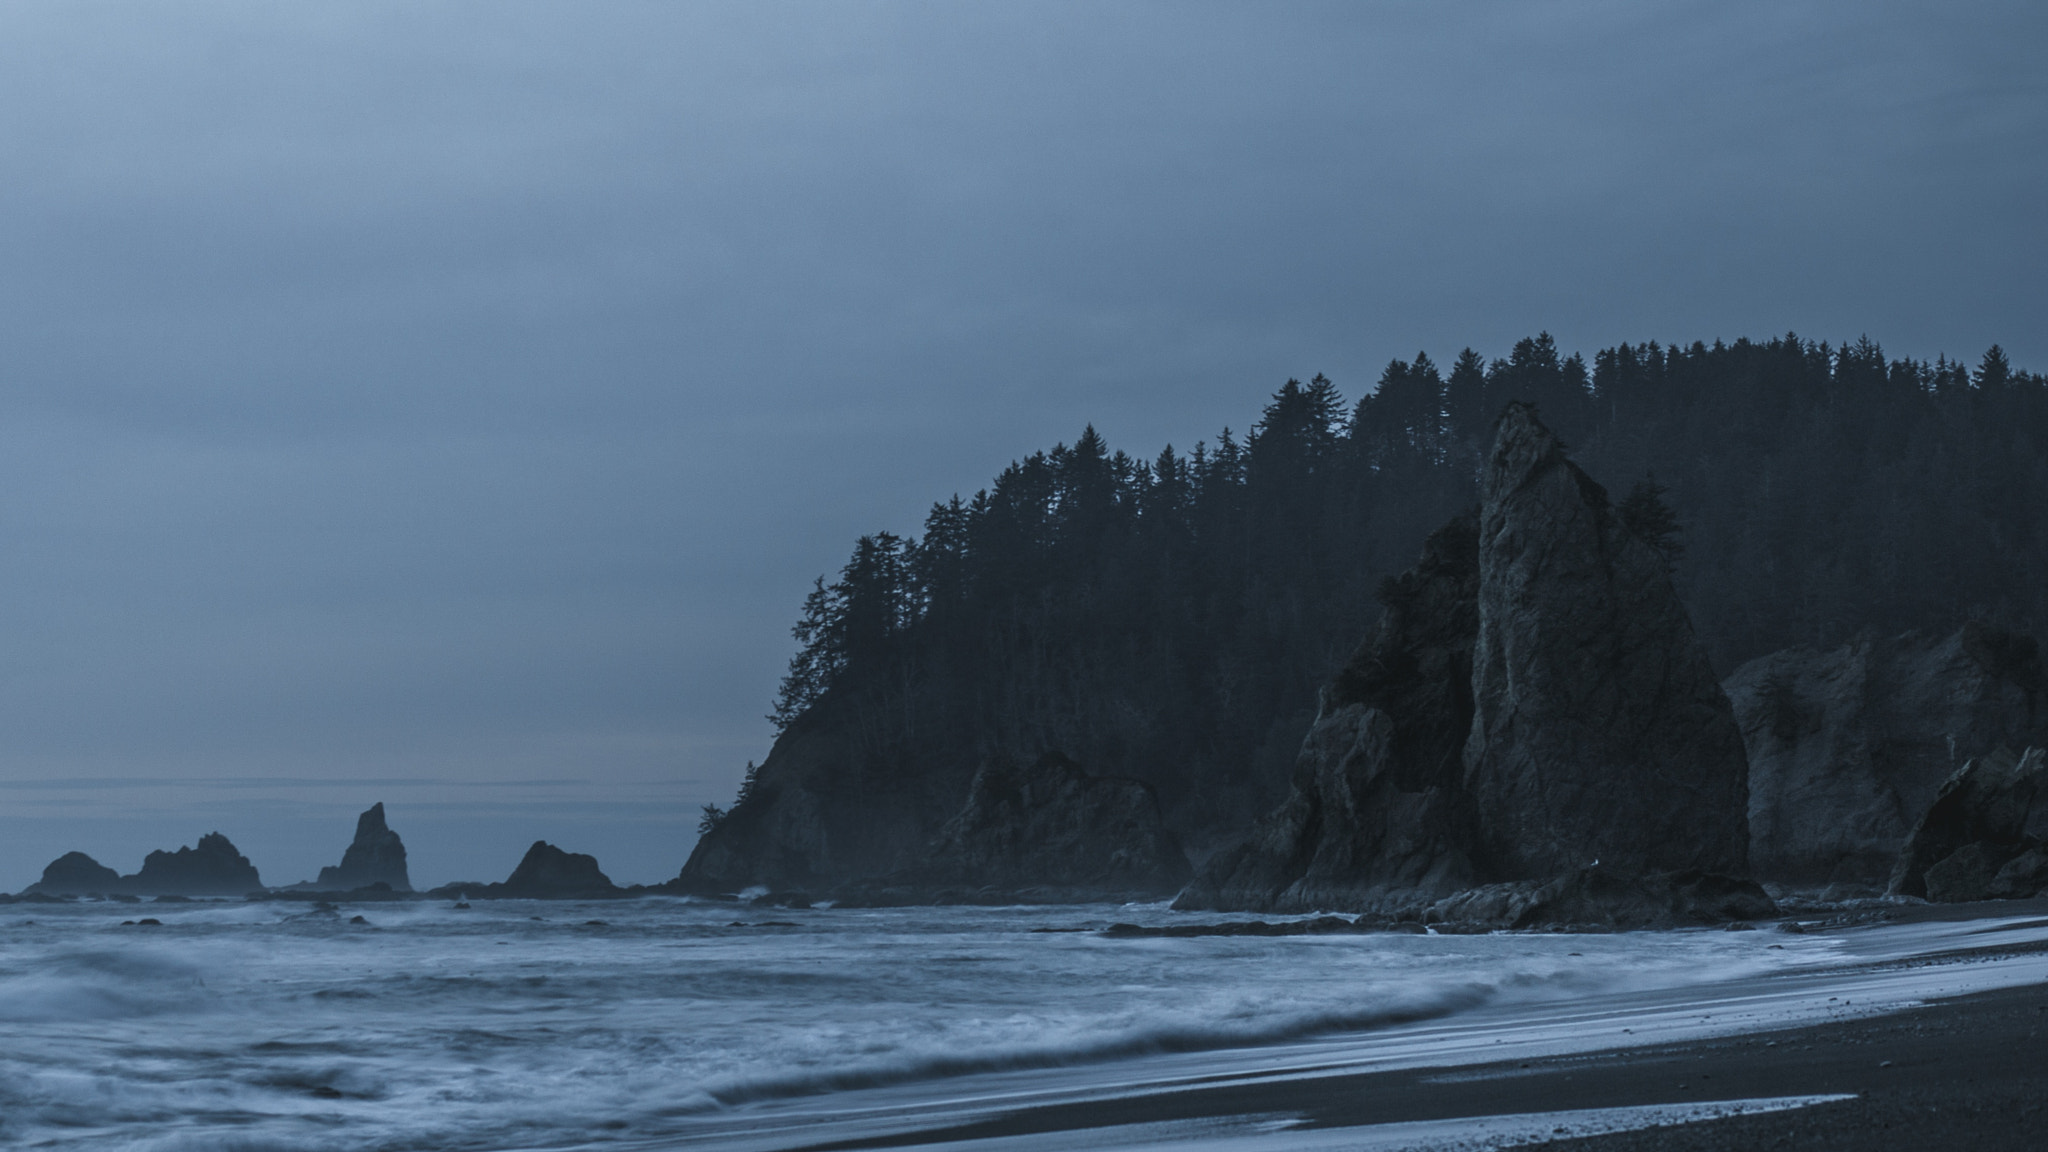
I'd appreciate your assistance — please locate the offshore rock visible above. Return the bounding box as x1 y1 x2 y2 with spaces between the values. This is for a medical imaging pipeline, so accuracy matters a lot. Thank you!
1725 625 2046 891
1425 867 1776 930
1180 403 1761 924
25 851 123 896
1889 746 2045 901
312 803 412 892
1463 403 1751 881
124 832 264 896
840 752 1189 904
494 841 620 899
1176 512 1481 912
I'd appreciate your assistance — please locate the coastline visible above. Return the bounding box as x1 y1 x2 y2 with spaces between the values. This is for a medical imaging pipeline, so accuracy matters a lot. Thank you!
674 901 2048 1152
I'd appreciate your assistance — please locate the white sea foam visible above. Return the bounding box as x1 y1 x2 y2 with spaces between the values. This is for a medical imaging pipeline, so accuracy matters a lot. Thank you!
0 900 2032 1151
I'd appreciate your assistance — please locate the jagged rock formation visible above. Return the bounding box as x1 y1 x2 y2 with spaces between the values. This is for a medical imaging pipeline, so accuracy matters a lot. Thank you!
25 851 123 896
1179 403 1765 925
1464 404 1751 880
1180 512 1481 912
1889 746 2048 901
499 841 618 898
310 803 412 892
1724 625 2046 891
123 833 263 896
838 752 1189 903
433 841 621 900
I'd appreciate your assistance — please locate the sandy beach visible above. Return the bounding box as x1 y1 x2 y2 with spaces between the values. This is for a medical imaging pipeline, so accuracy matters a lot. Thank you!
676 901 2048 1152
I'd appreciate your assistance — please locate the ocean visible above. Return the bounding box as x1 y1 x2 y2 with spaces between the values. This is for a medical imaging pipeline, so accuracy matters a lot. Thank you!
1 896 2038 1151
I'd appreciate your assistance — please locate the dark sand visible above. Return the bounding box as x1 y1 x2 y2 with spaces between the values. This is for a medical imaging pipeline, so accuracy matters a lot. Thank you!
798 905 2048 1151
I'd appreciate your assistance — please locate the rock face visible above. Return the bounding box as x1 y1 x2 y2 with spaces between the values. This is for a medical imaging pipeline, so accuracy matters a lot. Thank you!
125 833 263 896
313 803 412 892
494 841 620 899
1725 625 2046 890
1464 404 1751 880
1889 746 2047 901
26 851 123 896
673 720 974 896
858 752 1189 900
1179 403 1764 925
1178 512 1481 912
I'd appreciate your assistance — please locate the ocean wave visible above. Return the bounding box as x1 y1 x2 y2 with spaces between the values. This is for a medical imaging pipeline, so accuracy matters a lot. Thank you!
0 947 212 1022
694 978 1499 1108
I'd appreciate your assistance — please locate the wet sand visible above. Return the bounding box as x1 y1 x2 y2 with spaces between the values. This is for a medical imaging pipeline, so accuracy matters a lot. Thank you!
783 904 2048 1151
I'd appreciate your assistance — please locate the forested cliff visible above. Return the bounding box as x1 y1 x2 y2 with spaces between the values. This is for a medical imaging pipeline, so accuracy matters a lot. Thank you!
682 334 2048 893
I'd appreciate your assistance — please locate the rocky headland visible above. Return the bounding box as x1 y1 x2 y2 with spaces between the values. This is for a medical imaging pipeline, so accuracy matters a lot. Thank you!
1176 403 1769 927
832 751 1190 905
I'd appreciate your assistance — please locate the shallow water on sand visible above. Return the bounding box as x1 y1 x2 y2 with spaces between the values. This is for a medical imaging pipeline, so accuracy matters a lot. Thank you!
0 898 1837 1151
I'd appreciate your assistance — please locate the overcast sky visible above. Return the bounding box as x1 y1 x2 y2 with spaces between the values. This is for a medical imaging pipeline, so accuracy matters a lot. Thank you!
0 1 2041 889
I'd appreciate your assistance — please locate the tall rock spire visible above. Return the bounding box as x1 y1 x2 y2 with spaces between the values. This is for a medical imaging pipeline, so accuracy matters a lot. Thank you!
1179 402 1760 924
314 802 412 892
1463 402 1751 879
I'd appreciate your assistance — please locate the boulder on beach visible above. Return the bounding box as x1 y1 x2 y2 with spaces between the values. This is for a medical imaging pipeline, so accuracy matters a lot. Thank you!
1889 746 2046 902
25 851 123 896
1725 625 2047 892
1178 403 1767 927
310 802 412 892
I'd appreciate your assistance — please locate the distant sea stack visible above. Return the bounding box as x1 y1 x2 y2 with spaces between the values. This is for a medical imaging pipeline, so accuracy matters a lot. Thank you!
1179 403 1768 926
432 842 621 900
125 832 264 897
1724 625 2046 893
312 802 412 892
25 851 124 896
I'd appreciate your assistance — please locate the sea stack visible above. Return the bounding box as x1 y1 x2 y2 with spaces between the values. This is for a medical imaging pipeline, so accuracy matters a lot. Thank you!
1462 402 1751 880
125 832 264 896
1180 403 1766 926
313 802 412 892
25 851 124 896
496 841 620 899
1178 512 1482 912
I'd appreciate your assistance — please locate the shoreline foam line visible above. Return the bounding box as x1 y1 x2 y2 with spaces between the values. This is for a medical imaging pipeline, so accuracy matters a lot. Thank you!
656 915 2048 1152
875 1096 1862 1152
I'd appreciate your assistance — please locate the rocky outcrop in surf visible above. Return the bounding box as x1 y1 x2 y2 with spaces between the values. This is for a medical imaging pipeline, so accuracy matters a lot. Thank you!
432 841 621 900
24 851 124 896
1178 403 1767 926
310 802 412 892
835 751 1190 904
1724 625 2046 893
124 832 264 896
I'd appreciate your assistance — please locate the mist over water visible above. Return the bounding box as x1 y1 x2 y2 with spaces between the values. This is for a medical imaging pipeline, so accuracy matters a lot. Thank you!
0 899 1826 1151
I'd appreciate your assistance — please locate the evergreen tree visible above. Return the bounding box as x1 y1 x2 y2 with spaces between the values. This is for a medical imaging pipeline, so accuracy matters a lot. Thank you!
737 333 2048 851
